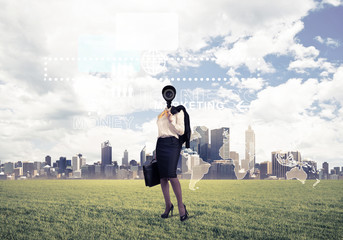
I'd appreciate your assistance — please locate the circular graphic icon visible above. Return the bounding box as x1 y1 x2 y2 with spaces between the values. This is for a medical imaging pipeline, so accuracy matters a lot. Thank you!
141 50 166 75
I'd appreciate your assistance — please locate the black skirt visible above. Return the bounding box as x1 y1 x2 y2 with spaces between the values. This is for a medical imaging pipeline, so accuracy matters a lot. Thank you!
156 136 182 178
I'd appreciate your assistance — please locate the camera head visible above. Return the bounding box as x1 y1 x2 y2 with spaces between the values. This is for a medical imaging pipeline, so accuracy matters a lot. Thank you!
162 85 176 108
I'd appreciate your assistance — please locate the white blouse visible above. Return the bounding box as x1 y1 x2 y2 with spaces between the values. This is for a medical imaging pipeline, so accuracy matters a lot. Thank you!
156 106 185 139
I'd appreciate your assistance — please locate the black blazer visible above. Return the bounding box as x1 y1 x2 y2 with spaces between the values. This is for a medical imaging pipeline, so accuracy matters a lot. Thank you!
170 105 191 148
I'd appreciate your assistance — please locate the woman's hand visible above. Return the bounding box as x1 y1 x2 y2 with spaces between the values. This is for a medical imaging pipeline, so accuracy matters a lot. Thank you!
167 109 174 122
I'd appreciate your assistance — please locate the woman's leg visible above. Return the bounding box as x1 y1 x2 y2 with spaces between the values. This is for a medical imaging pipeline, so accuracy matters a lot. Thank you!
160 177 172 213
169 177 185 216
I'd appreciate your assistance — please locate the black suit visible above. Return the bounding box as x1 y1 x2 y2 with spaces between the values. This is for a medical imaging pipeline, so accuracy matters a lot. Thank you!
170 105 191 148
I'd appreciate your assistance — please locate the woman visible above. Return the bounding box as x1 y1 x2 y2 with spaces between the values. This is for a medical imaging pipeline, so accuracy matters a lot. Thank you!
155 104 189 222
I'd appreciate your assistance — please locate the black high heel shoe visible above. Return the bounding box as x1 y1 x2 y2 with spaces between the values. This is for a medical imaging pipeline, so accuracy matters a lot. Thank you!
161 204 174 218
180 204 189 222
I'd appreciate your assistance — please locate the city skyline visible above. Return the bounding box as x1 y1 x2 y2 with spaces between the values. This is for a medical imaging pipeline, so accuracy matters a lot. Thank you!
0 123 338 169
2 124 343 181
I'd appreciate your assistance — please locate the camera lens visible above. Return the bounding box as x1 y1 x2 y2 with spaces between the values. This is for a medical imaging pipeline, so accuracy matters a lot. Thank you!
164 90 174 100
162 85 176 102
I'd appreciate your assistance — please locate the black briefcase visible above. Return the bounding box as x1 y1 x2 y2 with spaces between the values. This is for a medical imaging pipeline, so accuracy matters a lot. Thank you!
143 158 160 187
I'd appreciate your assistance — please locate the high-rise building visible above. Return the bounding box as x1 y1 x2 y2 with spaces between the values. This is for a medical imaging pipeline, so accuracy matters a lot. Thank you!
195 126 209 162
58 157 67 174
45 155 51 166
72 156 80 172
210 127 230 162
33 162 41 171
230 151 240 170
334 167 340 175
122 149 129 166
78 153 86 167
322 162 329 179
140 146 146 166
23 161 34 176
189 137 199 153
271 151 293 178
260 161 272 179
245 125 255 173
4 162 14 175
101 141 112 169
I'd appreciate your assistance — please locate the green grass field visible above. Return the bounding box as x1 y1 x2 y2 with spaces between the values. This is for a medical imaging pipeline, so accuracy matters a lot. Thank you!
0 179 342 240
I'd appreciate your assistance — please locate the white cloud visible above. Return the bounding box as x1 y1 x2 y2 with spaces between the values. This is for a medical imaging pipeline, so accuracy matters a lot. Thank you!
249 78 319 123
320 0 343 7
317 65 343 105
288 57 336 74
314 36 341 48
1 0 342 169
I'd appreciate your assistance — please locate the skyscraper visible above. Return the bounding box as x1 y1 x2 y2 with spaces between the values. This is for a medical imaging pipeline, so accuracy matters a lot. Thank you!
190 137 199 153
260 161 272 179
72 155 80 172
334 167 340 175
245 125 255 173
122 149 129 166
322 162 329 178
195 126 209 162
271 151 292 178
140 146 146 166
210 127 230 162
58 157 67 174
45 155 51 166
230 151 240 170
101 141 112 171
78 153 86 167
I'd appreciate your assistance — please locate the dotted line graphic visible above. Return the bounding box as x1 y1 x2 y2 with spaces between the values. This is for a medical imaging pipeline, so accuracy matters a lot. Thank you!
43 56 262 62
43 57 262 81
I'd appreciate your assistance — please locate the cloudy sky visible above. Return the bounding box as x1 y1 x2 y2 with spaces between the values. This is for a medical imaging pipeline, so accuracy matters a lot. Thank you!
0 0 342 169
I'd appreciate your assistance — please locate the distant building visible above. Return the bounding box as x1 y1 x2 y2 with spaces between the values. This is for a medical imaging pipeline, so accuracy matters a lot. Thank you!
210 127 230 162
15 161 22 168
302 160 318 179
271 151 292 179
130 160 138 166
14 167 23 178
66 160 71 167
205 159 235 179
105 164 116 178
245 125 255 173
322 162 329 179
230 151 240 170
23 161 34 177
101 141 112 173
195 126 209 162
45 156 51 166
260 161 272 179
93 164 101 178
189 137 199 153
334 167 340 175
4 162 14 175
72 156 80 172
34 161 42 171
58 157 67 174
140 146 146 166
79 154 86 167
122 149 129 166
